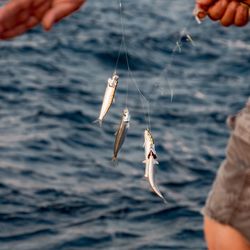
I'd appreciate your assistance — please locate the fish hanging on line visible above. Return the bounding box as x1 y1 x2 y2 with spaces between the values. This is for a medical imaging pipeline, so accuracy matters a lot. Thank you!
112 108 130 163
180 29 195 46
94 72 119 126
143 129 167 203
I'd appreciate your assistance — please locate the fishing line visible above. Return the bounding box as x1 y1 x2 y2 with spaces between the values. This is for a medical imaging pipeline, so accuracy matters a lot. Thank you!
118 0 131 111
113 0 130 110
117 0 152 130
154 16 196 102
114 38 123 73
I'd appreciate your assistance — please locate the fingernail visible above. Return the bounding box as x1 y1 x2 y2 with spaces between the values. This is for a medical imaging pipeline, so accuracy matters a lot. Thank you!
197 11 207 19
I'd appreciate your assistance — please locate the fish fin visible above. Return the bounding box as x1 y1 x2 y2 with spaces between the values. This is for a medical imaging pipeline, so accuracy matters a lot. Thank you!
113 97 115 103
154 160 159 165
142 160 147 164
112 156 119 167
114 131 118 136
93 119 102 127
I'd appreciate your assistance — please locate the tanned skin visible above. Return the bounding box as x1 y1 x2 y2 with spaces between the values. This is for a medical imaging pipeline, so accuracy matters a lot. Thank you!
0 0 85 39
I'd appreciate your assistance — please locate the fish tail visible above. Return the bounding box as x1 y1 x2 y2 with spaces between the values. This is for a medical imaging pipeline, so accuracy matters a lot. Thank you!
161 195 169 205
93 119 102 127
112 156 119 167
159 191 170 205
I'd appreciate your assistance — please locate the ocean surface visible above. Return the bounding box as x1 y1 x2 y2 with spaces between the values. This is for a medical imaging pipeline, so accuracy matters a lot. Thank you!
0 1 250 249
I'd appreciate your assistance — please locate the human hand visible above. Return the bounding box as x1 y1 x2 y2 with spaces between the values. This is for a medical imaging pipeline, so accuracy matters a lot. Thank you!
0 0 85 40
195 0 250 27
0 0 52 39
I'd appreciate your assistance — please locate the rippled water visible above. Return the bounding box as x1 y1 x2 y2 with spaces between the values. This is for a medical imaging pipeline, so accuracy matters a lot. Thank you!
0 1 250 249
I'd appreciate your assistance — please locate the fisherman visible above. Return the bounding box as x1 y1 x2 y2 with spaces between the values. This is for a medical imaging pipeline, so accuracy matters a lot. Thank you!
0 0 250 249
196 1 250 249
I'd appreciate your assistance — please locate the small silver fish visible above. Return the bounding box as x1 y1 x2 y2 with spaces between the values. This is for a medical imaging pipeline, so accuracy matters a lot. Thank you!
112 108 130 162
143 130 167 203
95 73 119 126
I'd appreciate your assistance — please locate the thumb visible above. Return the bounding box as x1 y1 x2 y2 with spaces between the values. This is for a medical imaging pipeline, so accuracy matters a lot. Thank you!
42 3 78 31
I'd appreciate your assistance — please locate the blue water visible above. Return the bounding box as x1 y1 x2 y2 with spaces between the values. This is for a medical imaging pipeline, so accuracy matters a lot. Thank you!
0 1 250 249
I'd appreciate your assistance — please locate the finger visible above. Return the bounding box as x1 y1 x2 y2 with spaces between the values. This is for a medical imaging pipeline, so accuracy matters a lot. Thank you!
197 10 208 19
0 9 32 34
234 3 249 26
0 25 26 40
31 0 52 21
241 0 250 7
0 0 50 33
220 1 239 26
18 10 31 23
196 0 217 6
0 16 39 40
25 16 40 29
0 0 32 30
0 0 23 32
32 0 48 8
197 3 209 12
42 3 81 31
208 0 228 20
0 0 31 21
0 24 27 39
0 10 31 32
194 4 208 19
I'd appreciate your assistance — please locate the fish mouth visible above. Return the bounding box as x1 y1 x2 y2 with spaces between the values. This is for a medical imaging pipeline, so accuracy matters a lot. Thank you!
113 74 119 81
123 108 130 122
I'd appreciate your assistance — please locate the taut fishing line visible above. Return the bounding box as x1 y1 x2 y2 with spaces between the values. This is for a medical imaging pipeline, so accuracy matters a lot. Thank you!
115 0 152 130
114 0 196 129
154 26 195 103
